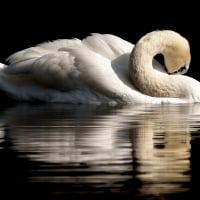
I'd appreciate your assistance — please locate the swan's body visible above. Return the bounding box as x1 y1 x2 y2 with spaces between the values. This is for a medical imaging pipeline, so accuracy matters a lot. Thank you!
0 30 200 104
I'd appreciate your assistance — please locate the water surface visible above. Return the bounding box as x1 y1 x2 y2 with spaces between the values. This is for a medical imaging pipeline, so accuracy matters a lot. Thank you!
1 103 200 199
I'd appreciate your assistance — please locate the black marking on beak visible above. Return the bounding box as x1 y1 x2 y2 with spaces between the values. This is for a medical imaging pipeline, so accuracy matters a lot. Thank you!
168 65 189 75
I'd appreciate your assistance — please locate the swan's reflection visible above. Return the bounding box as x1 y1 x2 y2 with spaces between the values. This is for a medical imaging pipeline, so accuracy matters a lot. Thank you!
131 108 192 195
1 103 200 196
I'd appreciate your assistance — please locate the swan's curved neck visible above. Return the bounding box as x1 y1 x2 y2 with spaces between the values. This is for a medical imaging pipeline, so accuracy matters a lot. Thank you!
129 32 182 97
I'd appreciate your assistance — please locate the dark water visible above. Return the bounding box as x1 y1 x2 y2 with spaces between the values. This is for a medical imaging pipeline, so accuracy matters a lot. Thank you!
1 103 200 200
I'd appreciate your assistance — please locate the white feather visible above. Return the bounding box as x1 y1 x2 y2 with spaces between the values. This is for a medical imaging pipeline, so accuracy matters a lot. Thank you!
0 31 198 104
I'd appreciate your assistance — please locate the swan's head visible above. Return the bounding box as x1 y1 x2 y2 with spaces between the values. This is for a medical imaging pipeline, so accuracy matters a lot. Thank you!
162 31 191 75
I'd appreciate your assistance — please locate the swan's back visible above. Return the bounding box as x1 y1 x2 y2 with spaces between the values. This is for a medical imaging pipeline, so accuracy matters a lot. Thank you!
82 33 133 59
0 33 135 103
6 34 133 73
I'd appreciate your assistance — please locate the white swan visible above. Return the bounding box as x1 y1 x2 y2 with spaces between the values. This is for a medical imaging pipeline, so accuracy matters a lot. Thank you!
0 30 200 104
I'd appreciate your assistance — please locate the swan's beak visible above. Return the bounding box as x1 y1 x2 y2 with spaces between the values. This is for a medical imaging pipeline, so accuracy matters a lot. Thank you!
168 65 189 75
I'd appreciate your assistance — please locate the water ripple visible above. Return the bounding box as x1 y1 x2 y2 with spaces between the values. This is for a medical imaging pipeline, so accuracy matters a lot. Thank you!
1 103 200 199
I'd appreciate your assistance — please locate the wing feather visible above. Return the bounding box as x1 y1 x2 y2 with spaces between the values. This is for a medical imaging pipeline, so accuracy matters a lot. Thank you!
4 39 83 90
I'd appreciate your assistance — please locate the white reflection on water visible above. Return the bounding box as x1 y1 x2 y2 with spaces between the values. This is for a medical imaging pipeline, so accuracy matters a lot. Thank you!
1 103 200 197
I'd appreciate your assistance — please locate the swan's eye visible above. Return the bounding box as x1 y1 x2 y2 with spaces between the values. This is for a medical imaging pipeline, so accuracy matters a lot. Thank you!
169 65 188 75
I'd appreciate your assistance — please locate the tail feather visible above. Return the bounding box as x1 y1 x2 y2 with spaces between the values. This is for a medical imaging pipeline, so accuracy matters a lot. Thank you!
0 62 5 69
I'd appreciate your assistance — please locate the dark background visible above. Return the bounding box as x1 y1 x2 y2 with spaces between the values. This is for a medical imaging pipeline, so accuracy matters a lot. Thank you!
1 2 200 200
0 1 199 79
